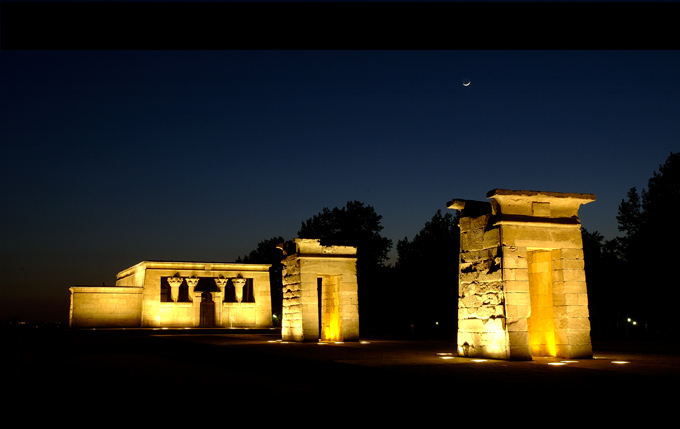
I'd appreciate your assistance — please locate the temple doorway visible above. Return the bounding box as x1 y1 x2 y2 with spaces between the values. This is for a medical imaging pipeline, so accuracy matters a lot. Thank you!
527 250 557 357
199 291 215 328
318 276 342 342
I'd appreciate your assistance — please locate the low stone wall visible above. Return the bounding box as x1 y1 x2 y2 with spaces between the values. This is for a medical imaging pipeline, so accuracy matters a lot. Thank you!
69 286 143 328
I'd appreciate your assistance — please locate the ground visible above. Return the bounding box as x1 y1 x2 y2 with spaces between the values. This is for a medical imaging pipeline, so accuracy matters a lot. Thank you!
3 328 678 421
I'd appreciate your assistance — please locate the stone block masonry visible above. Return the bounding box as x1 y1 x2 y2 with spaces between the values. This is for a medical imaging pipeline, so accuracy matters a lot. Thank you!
281 238 359 342
69 261 272 329
448 189 595 360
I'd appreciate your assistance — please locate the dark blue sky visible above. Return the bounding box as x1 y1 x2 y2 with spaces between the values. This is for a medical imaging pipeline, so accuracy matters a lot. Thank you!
2 50 679 322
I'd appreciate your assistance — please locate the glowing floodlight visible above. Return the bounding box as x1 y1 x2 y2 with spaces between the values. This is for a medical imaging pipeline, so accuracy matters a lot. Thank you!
612 361 630 364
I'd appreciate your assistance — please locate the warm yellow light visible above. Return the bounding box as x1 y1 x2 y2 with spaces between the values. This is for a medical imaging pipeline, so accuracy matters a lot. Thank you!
527 250 557 358
561 360 578 363
437 352 454 356
360 341 370 344
548 362 566 366
439 356 455 360
612 361 630 364
321 277 343 342
472 359 488 362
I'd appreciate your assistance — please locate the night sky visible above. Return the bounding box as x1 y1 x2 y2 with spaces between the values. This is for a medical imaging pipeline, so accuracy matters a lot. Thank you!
2 48 679 322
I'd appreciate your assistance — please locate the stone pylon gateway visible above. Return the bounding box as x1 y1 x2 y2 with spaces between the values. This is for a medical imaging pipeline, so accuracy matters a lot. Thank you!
281 238 359 342
448 189 595 360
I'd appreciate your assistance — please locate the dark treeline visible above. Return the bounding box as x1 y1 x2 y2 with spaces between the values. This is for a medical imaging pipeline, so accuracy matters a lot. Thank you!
585 152 680 341
239 152 679 341
237 201 459 339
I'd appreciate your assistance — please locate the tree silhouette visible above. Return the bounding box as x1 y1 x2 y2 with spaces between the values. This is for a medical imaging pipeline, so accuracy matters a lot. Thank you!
298 201 393 331
298 201 393 276
581 228 630 339
395 210 460 339
616 187 643 238
611 152 680 337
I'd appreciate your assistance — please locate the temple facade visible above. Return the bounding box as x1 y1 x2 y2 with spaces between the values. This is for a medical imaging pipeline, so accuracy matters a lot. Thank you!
448 189 595 360
69 261 272 329
281 238 359 342
69 188 595 357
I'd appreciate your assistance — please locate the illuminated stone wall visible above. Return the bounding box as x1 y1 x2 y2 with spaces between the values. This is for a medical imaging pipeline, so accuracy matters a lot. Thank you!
69 261 272 329
69 286 143 328
281 238 359 342
449 189 595 360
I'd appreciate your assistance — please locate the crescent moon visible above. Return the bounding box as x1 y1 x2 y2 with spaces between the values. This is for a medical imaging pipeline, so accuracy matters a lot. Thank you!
463 81 471 86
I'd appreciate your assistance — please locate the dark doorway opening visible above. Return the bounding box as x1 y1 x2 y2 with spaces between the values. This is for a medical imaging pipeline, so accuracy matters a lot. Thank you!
200 291 215 328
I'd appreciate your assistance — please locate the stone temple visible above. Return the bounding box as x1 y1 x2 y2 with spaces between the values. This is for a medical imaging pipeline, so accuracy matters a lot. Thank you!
448 189 595 360
69 188 595 359
69 261 272 328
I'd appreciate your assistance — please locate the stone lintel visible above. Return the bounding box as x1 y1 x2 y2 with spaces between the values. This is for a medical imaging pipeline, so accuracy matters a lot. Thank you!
493 215 583 228
70 286 144 294
116 261 272 281
291 238 357 257
486 189 596 202
486 189 595 220
296 254 359 260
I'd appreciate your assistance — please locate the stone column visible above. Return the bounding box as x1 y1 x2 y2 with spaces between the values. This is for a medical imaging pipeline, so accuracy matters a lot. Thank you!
214 278 227 326
215 277 228 296
167 277 183 303
185 276 199 290
233 277 246 303
185 276 200 326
